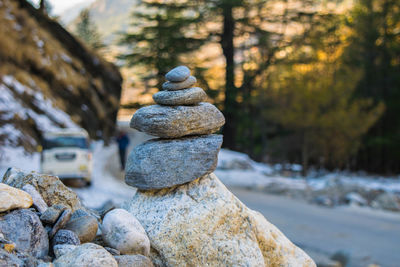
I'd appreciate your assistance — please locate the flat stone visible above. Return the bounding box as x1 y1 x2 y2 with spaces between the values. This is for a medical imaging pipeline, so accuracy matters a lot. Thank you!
123 173 315 267
162 76 196 91
130 103 225 138
0 209 49 259
125 135 223 190
114 255 154 267
165 66 190 82
153 87 206 106
64 215 98 243
40 204 67 225
0 183 32 212
22 184 48 213
102 209 150 256
49 209 72 238
53 243 118 267
51 230 80 247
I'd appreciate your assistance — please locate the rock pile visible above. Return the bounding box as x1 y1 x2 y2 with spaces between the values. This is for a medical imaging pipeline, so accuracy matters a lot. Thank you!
0 168 153 267
124 66 315 266
126 65 225 189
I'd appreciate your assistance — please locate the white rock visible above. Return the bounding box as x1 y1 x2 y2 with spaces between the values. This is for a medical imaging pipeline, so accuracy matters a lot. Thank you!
0 183 32 212
123 173 315 267
53 243 117 267
102 209 150 256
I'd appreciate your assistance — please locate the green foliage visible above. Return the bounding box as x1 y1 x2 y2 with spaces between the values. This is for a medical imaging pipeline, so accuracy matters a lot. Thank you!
75 9 104 50
342 0 400 172
119 0 205 88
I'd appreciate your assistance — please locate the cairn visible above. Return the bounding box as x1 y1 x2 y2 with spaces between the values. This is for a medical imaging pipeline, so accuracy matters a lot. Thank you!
125 66 225 190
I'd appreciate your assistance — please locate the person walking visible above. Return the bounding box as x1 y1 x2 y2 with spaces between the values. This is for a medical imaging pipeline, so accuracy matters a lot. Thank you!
116 131 130 170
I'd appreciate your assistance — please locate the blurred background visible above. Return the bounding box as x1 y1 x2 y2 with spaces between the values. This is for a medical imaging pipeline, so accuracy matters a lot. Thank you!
0 0 399 266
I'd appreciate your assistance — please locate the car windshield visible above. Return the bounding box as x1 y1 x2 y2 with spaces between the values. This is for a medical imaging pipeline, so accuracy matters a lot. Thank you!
43 136 88 150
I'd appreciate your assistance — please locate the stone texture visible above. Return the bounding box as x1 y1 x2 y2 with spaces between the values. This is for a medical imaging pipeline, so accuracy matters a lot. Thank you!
162 76 196 91
2 168 83 211
51 230 80 247
130 103 225 138
153 87 206 106
102 209 150 256
0 183 32 212
114 255 154 267
64 215 98 243
165 66 190 82
125 135 223 190
49 209 72 238
40 204 67 225
0 209 49 259
53 243 117 267
53 244 77 258
22 184 48 213
123 173 315 267
0 248 24 266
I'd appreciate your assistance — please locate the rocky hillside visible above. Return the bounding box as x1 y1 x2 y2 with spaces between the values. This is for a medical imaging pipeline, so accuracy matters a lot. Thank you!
0 0 122 152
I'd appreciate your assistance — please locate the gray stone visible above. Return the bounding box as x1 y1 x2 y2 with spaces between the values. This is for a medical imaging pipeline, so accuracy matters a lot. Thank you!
162 76 196 91
0 209 49 259
123 173 315 266
114 255 154 267
22 184 48 213
102 209 150 256
105 247 120 256
371 192 400 211
0 249 24 266
49 209 72 238
153 87 206 106
69 209 90 220
53 243 117 267
64 215 98 243
165 66 190 82
130 103 225 138
40 204 67 225
53 244 77 258
125 135 223 190
51 230 80 247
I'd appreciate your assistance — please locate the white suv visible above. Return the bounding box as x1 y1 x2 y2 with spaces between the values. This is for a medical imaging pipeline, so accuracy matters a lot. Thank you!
40 129 92 186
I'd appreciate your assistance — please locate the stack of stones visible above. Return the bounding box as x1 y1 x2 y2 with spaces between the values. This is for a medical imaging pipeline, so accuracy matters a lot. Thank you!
125 66 225 190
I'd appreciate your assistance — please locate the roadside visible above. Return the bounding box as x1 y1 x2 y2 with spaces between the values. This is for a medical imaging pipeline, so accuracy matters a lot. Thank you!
230 186 400 267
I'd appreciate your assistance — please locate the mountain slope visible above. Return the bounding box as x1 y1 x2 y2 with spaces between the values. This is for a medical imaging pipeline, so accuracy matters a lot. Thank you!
64 0 135 44
0 0 122 152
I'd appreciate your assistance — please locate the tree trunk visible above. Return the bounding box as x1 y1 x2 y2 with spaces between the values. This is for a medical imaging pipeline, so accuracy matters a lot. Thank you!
39 0 47 15
220 3 237 149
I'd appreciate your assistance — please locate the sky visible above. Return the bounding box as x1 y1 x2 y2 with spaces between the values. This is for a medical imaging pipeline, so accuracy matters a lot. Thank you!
30 0 96 15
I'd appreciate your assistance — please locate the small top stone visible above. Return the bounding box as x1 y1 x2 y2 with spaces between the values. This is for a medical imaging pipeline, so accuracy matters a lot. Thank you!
165 66 190 82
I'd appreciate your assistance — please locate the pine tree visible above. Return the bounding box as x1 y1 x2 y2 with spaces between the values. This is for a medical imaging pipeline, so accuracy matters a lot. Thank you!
119 0 205 89
343 0 400 173
75 9 104 50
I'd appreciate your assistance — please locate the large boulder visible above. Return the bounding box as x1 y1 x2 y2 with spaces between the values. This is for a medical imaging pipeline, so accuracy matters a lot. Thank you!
2 168 83 211
123 173 315 266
